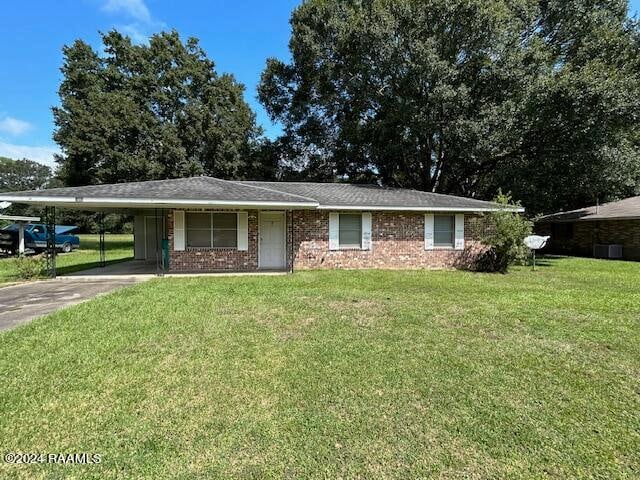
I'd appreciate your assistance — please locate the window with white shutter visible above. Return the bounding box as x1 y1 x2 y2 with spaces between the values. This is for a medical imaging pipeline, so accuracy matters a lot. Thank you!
237 212 248 251
361 212 372 250
184 212 238 248
434 215 455 248
173 210 185 251
339 213 362 248
454 214 465 250
424 214 434 250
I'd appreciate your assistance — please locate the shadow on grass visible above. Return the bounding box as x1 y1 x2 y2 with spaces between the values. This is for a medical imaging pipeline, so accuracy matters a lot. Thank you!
525 254 567 269
55 257 134 276
48 234 134 278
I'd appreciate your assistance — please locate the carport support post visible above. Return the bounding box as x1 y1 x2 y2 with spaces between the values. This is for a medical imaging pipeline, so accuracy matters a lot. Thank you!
99 213 106 267
289 209 294 273
17 223 25 256
155 208 164 277
45 206 56 278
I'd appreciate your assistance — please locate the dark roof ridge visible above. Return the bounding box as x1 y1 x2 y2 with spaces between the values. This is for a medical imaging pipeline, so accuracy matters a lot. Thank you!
229 179 318 203
3 175 207 195
241 180 500 205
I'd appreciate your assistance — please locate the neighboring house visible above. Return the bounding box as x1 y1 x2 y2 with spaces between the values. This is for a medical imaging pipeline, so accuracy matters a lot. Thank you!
536 196 640 261
0 177 518 272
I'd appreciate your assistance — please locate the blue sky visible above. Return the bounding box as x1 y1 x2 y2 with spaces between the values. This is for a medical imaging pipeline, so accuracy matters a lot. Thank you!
1 0 639 168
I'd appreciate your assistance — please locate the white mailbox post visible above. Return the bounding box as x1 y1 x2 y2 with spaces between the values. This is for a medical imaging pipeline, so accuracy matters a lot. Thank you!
524 235 550 271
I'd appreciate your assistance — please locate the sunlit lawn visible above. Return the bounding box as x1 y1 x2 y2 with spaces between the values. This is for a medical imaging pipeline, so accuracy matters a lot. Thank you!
0 234 133 283
0 257 638 478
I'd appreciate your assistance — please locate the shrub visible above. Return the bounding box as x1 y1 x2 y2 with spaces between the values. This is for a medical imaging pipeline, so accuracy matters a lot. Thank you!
476 192 532 273
13 254 46 280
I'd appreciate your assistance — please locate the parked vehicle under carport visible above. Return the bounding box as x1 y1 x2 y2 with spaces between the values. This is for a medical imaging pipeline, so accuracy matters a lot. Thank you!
0 223 80 255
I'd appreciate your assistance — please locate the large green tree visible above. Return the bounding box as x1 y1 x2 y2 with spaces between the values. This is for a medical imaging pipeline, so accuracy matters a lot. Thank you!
259 0 640 214
0 157 55 217
0 157 52 192
54 30 266 186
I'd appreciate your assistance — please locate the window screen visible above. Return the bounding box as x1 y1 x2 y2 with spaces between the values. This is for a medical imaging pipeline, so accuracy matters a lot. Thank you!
186 213 211 247
212 213 237 248
185 212 238 248
339 214 362 248
434 215 455 247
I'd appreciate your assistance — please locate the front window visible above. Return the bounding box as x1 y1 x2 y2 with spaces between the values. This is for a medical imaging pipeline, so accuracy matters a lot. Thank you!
186 212 237 248
339 213 362 248
434 215 454 248
212 213 237 248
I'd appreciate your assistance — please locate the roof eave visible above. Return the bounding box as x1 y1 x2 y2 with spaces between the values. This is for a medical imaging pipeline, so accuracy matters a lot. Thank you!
539 215 640 222
317 204 524 212
0 194 524 213
0 195 319 210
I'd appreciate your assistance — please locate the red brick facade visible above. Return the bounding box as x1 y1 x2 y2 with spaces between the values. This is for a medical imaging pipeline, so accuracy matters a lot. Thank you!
167 209 489 272
536 220 640 260
290 210 487 270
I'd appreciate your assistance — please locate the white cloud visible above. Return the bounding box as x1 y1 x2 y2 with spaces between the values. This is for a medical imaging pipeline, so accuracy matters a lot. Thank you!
102 0 151 23
0 117 32 136
0 142 60 169
101 0 165 44
118 23 151 44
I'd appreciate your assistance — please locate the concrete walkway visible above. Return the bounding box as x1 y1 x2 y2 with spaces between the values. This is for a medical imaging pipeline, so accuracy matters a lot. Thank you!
64 260 158 279
0 278 140 332
62 259 289 280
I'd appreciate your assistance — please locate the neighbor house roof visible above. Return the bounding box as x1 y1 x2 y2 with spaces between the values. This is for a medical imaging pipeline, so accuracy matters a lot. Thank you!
0 176 519 212
537 196 640 222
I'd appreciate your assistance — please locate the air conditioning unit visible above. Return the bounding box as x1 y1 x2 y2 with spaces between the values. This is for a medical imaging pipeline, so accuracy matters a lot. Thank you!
593 244 623 259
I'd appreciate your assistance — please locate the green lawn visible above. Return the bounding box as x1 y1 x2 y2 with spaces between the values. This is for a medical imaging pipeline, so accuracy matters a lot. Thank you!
0 234 133 283
1 257 638 478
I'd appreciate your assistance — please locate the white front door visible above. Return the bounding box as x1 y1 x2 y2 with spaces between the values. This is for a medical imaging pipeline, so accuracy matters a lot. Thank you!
259 212 285 269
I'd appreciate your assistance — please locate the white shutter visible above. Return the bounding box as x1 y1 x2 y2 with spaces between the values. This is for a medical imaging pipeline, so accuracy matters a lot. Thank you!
329 213 339 250
424 214 434 250
173 210 185 251
361 212 372 250
237 212 248 251
454 214 465 250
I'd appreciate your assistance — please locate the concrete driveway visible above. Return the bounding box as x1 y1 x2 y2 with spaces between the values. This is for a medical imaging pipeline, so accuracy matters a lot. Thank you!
0 279 140 332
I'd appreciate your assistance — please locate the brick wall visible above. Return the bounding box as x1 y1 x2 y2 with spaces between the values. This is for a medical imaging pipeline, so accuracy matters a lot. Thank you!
536 220 640 260
290 211 488 270
167 210 260 272
166 209 489 272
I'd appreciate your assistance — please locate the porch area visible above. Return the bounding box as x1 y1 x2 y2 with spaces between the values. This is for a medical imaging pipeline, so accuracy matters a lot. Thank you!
45 207 293 278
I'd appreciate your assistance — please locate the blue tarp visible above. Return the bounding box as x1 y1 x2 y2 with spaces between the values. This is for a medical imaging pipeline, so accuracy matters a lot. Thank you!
54 225 79 234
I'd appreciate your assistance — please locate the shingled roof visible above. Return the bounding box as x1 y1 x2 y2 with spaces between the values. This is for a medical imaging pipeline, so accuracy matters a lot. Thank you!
0 177 317 209
537 196 640 222
240 181 504 211
0 176 515 212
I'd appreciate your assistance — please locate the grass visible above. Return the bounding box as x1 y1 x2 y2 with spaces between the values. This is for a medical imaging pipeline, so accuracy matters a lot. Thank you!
0 234 133 283
0 257 639 478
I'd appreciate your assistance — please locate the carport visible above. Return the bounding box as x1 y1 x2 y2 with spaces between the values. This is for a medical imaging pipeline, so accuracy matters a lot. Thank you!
41 206 169 278
3 204 168 279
